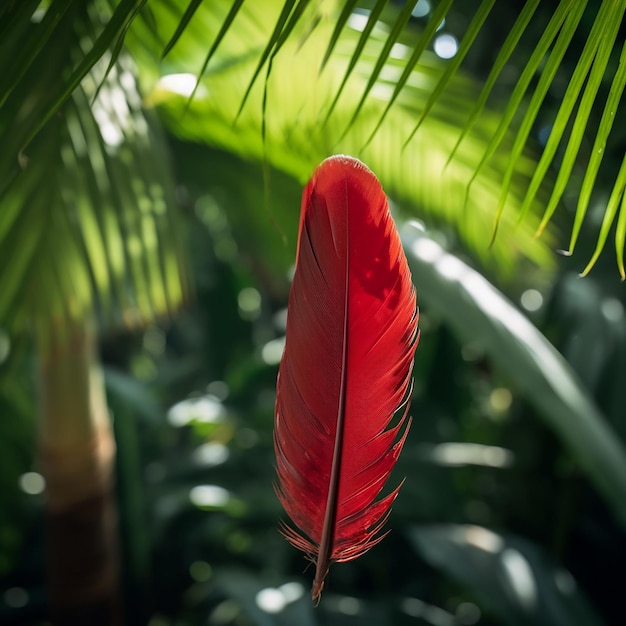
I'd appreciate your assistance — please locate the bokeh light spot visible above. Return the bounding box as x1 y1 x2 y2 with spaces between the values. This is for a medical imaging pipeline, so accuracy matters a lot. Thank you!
19 472 45 495
168 395 224 427
4 587 28 608
158 73 198 97
602 298 623 323
434 33 458 58
520 289 543 312
256 587 286 613
189 561 212 582
412 0 431 18
189 485 230 508
262 338 285 365
238 287 262 320
456 601 481 625
490 387 512 413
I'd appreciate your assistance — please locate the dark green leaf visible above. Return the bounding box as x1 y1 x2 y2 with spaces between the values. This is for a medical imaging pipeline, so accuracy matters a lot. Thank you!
402 226 626 525
409 524 606 626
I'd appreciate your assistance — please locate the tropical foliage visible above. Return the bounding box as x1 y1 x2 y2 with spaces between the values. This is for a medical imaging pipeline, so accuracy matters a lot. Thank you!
1 1 626 625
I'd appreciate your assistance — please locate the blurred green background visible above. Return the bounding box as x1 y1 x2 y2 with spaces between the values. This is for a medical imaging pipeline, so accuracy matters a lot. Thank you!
2 0 626 625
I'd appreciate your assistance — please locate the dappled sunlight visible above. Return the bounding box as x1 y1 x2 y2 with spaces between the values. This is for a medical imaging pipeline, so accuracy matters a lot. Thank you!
501 548 538 610
424 442 514 468
255 582 305 613
191 442 229 467
433 34 459 59
261 337 285 365
189 484 230 508
157 73 202 98
168 395 225 426
459 525 504 553
401 597 457 625
18 472 45 495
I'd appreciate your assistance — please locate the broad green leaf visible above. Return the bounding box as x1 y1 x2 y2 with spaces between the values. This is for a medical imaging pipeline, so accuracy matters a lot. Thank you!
401 226 626 525
409 525 606 626
143 0 555 279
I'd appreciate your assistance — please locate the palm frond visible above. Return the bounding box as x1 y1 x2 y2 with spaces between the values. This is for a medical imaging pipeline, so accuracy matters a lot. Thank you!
483 0 588 241
0 0 148 179
320 0 359 71
138 0 555 278
4 0 625 275
323 0 390 124
527 1 625 236
576 39 626 276
138 0 626 275
0 49 188 335
402 0 496 147
362 0 455 145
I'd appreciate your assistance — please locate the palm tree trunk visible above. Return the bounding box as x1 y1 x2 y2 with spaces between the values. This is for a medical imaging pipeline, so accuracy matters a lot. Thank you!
37 318 122 625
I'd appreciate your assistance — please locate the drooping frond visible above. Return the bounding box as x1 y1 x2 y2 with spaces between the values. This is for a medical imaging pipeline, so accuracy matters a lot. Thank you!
4 1 625 274
0 0 148 176
0 49 188 336
137 0 626 276
401 226 626 526
139 0 556 279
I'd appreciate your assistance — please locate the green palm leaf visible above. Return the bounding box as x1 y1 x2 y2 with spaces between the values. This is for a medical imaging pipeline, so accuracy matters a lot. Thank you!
3 1 625 276
402 226 626 526
136 0 556 279
137 0 626 275
0 0 148 181
0 50 188 335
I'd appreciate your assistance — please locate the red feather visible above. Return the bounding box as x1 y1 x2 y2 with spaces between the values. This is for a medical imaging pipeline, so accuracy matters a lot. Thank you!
274 155 419 601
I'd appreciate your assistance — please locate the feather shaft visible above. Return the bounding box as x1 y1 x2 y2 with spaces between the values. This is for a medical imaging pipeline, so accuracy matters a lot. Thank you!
313 239 350 599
